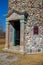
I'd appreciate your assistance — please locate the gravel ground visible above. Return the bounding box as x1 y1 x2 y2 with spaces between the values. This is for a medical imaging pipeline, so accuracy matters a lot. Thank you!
0 53 18 65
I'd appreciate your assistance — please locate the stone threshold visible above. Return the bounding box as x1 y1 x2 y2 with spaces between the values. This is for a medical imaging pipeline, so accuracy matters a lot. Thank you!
2 46 24 54
2 47 43 54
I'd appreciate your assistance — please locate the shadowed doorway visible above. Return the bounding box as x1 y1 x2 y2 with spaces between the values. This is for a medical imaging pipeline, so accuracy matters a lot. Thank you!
9 20 20 46
14 20 20 46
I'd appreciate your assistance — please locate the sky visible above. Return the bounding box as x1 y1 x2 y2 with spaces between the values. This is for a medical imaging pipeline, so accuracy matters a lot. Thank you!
0 0 8 32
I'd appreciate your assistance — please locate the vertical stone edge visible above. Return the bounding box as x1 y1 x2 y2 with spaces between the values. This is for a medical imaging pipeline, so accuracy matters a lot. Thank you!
5 21 9 49
20 19 24 46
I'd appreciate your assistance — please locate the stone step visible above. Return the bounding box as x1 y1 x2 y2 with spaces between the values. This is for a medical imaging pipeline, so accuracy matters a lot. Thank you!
10 46 20 51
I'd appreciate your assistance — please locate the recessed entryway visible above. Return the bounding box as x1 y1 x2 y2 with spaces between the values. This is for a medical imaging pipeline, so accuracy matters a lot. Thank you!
9 20 20 46
14 20 20 46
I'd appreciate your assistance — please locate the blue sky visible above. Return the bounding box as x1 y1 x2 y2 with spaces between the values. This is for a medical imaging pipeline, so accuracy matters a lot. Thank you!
0 0 8 32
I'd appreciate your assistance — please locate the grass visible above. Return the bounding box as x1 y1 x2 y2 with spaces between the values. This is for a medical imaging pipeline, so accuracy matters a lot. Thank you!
9 53 43 65
0 38 5 52
0 38 43 65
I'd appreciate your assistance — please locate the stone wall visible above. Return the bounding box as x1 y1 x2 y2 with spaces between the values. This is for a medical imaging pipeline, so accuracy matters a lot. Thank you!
9 0 42 12
24 20 43 53
8 0 43 53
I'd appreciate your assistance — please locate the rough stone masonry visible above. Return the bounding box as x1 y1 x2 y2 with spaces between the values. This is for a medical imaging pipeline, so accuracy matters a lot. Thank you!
6 0 43 54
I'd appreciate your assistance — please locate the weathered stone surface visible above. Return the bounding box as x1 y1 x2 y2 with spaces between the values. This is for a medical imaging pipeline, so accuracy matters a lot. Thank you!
9 23 14 46
9 0 42 12
7 0 43 54
24 18 43 53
